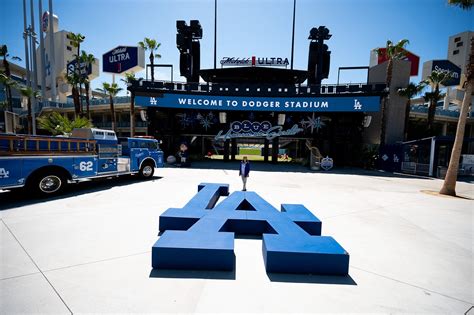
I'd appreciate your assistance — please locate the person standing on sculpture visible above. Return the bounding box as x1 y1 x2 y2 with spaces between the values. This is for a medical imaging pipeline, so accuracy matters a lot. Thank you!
239 156 250 191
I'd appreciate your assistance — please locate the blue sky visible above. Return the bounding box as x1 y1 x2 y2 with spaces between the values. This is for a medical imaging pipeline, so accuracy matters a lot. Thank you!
1 0 472 95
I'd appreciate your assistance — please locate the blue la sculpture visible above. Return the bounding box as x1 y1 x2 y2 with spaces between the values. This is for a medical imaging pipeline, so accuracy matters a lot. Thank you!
152 183 349 275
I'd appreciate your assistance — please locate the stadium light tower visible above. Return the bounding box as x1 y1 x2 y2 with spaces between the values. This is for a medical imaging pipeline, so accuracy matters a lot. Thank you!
307 26 332 85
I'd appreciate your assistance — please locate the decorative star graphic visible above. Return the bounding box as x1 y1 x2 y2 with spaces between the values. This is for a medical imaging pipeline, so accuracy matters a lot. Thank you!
312 117 325 132
200 116 213 131
300 116 325 133
177 113 193 128
299 119 309 129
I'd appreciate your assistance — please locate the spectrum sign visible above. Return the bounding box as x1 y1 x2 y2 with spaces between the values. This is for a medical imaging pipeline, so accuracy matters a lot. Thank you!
422 60 461 87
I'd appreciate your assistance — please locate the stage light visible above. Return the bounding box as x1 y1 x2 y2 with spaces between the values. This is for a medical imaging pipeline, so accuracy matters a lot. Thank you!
176 20 187 32
140 110 148 122
278 114 286 125
219 112 227 123
190 20 203 39
363 116 372 128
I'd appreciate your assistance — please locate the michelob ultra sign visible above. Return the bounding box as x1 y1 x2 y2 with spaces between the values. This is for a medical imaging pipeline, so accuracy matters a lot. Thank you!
102 46 144 74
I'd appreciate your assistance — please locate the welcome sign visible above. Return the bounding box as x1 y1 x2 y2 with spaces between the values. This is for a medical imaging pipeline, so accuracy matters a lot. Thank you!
135 94 380 113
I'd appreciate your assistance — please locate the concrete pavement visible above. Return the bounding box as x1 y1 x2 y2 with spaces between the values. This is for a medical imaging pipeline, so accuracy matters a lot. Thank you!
0 165 473 313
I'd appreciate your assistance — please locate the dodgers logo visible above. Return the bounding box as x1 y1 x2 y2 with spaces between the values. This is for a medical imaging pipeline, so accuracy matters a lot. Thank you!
152 183 349 275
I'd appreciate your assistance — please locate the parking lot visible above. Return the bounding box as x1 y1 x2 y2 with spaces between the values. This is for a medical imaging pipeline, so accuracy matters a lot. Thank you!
1 164 473 313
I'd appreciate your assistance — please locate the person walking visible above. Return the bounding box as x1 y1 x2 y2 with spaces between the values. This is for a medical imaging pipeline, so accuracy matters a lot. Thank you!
239 156 250 191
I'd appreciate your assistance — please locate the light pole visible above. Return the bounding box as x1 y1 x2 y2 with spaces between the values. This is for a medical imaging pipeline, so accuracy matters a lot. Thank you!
22 0 31 89
26 26 38 135
290 0 296 70
48 0 57 101
38 0 47 101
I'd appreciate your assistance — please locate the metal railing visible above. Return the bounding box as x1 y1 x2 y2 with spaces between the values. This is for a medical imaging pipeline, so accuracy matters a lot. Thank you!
401 162 430 175
410 105 463 118
0 133 96 156
133 80 388 97
6 97 135 115
94 121 148 128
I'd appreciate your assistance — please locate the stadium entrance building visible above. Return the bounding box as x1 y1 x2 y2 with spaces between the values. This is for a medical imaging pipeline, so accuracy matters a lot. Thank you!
131 22 388 165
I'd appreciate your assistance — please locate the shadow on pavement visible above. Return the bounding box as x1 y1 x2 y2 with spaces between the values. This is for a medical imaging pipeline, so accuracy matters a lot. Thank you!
149 266 356 284
149 255 237 280
266 272 357 285
0 175 163 211
173 160 446 181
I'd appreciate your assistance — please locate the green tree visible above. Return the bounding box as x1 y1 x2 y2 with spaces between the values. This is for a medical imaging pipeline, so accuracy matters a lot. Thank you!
138 38 161 82
80 51 96 119
65 72 81 117
68 32 85 110
96 82 122 132
440 0 473 196
397 82 425 140
121 72 137 136
19 85 40 134
374 39 410 145
38 111 93 136
423 70 450 133
0 45 21 112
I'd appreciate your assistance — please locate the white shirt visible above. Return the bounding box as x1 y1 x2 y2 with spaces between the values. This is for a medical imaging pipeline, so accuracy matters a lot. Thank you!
241 162 246 175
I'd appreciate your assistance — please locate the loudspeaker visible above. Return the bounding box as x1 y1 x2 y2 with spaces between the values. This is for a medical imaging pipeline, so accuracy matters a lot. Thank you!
191 41 200 82
180 53 192 79
307 41 319 84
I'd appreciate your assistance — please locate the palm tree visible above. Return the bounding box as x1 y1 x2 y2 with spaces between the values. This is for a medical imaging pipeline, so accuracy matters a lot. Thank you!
138 38 161 82
0 72 18 112
0 45 21 112
19 85 40 134
121 72 137 137
448 0 473 9
96 82 122 132
68 33 85 109
374 39 410 145
397 82 425 140
65 73 81 117
80 51 96 119
423 70 450 133
440 0 473 196
38 111 92 136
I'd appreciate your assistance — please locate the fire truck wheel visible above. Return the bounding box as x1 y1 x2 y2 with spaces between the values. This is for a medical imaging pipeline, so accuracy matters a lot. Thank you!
29 171 66 196
139 163 155 179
